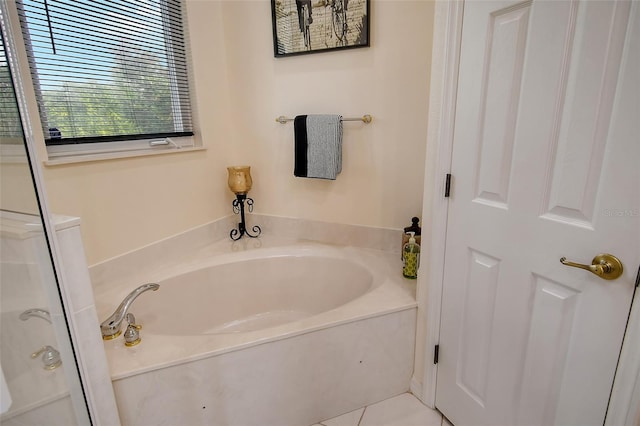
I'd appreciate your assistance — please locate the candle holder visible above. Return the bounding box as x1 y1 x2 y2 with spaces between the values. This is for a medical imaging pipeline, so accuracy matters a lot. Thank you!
227 166 261 241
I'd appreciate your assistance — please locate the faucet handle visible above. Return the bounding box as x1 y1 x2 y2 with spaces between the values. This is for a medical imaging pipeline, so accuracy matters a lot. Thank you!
31 345 62 370
124 313 142 347
20 308 52 323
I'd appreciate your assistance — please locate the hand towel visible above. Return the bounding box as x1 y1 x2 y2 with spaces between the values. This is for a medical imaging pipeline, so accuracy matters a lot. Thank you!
294 114 343 180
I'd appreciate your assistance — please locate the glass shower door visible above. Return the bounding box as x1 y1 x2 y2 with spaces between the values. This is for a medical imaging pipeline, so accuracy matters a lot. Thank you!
0 19 91 426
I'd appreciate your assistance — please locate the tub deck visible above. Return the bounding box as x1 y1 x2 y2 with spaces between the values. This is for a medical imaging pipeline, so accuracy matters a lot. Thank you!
95 233 418 425
95 236 416 380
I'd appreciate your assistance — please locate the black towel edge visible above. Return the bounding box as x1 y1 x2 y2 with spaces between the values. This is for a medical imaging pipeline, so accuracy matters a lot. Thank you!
294 115 308 177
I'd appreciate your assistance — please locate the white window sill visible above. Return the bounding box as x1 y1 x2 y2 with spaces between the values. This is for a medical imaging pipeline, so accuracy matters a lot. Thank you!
44 145 206 167
44 136 204 166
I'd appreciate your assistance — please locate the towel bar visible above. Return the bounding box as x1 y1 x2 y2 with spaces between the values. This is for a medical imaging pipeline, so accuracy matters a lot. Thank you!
276 115 372 124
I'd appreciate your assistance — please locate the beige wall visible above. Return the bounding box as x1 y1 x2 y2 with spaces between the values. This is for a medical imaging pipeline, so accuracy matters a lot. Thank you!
0 155 39 215
222 0 434 227
25 0 434 264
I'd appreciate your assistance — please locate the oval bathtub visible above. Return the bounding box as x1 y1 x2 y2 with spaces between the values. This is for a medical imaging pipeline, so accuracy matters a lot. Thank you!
101 242 418 426
135 254 374 335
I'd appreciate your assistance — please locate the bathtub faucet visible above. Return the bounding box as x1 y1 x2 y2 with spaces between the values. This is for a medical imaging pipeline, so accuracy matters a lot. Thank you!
100 283 159 340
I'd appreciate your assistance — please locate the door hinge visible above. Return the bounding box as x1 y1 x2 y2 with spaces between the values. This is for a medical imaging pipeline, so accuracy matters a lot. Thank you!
434 344 440 364
444 174 452 198
635 265 639 287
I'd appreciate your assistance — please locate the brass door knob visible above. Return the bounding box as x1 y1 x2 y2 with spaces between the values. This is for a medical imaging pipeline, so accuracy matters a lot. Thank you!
559 253 623 280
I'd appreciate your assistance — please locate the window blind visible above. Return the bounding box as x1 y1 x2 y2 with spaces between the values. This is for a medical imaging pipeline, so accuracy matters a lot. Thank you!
0 28 24 141
18 0 194 145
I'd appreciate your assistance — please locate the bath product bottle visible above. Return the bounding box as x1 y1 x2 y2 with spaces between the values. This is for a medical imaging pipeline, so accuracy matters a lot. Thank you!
402 232 420 279
401 217 422 260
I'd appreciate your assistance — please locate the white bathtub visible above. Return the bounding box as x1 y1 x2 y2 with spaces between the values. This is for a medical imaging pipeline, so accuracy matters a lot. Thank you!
100 241 417 426
137 247 378 335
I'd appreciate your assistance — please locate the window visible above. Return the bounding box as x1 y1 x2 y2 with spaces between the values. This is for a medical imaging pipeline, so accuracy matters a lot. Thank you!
17 0 194 154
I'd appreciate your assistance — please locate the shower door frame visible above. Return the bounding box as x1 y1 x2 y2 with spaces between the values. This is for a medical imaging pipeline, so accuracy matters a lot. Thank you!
415 1 640 424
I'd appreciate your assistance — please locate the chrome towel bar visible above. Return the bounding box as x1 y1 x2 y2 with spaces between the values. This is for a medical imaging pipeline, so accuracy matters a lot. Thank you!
276 115 373 124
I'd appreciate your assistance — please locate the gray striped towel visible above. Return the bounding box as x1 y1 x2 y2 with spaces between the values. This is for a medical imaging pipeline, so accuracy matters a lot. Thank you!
305 114 343 180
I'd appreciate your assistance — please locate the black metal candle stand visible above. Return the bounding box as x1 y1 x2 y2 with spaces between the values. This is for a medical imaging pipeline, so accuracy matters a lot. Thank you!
230 193 261 241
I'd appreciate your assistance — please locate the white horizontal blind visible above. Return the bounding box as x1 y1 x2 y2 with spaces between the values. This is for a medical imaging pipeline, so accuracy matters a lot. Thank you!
0 29 24 142
18 0 193 145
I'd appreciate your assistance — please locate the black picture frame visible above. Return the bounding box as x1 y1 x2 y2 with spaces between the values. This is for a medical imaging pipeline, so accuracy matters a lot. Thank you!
271 0 370 57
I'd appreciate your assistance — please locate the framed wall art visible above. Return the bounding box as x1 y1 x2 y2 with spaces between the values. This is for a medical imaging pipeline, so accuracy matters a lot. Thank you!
271 0 370 57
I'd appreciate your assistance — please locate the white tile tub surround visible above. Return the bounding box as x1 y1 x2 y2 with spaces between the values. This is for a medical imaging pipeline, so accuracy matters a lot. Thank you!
89 215 238 292
89 214 403 292
256 215 402 255
112 310 416 426
91 216 416 426
97 241 416 379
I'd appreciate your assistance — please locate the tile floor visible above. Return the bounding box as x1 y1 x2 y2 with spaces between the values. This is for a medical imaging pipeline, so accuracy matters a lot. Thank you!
311 392 452 426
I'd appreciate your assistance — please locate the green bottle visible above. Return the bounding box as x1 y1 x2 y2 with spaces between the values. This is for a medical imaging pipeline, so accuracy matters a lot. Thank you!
402 232 420 279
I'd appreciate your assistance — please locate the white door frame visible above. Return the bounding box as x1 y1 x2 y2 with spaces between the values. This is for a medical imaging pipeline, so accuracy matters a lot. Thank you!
415 1 640 423
413 0 464 408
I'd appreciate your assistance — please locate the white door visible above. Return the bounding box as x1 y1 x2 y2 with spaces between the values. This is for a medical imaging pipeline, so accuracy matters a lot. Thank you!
436 1 639 425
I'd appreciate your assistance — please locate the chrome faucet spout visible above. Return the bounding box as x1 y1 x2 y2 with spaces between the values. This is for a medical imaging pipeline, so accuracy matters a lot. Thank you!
100 283 159 340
